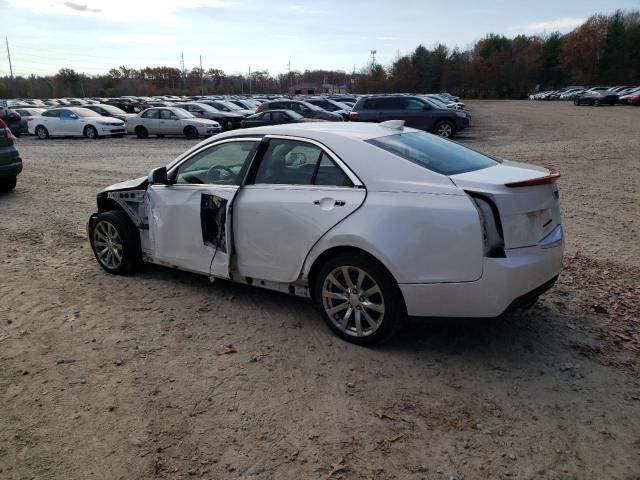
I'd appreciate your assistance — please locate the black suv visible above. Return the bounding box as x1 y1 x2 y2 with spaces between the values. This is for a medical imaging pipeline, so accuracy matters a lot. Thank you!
0 117 22 192
350 95 468 138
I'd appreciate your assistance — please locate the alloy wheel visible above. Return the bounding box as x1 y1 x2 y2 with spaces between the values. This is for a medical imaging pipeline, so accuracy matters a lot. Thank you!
321 266 385 337
437 123 453 137
93 221 123 269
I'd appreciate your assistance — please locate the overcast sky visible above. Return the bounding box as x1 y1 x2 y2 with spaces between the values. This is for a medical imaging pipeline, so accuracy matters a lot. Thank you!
0 0 636 77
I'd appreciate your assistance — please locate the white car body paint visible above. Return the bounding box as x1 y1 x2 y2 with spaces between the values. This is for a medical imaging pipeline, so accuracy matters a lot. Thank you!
28 107 125 137
126 107 221 137
96 122 564 318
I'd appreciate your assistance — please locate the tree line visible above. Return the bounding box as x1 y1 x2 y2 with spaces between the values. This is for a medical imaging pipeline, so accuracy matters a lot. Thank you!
1 10 638 99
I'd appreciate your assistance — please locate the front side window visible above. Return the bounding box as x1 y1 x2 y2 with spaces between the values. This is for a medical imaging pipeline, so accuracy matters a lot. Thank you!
406 98 426 110
159 109 175 120
60 109 77 119
43 109 61 118
253 139 352 187
367 131 500 176
175 141 256 185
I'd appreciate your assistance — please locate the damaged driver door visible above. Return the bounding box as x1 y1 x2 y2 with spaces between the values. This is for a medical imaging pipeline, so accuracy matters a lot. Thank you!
147 140 259 278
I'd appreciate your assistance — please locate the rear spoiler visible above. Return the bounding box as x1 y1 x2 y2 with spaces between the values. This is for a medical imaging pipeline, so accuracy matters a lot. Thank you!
505 168 560 188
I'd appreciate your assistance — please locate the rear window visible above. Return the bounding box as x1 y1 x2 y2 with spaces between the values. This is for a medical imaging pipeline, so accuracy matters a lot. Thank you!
366 131 500 176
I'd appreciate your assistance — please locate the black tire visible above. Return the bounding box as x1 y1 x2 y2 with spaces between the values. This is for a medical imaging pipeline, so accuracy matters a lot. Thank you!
433 120 455 138
0 176 17 193
593 99 600 107
156 134 164 138
84 125 99 139
135 126 149 139
89 210 141 275
573 98 579 106
35 125 49 139
184 126 199 139
314 252 405 345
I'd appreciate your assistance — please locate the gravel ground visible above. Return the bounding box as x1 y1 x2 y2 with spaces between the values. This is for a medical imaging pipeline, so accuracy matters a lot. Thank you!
1 100 639 480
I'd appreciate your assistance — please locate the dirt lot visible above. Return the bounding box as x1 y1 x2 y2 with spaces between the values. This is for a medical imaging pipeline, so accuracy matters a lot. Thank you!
1 100 639 480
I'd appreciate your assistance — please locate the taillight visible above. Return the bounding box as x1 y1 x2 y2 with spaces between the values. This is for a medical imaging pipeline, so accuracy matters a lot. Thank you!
0 118 7 129
349 111 358 121
256 106 263 113
505 168 560 188
27 116 34 122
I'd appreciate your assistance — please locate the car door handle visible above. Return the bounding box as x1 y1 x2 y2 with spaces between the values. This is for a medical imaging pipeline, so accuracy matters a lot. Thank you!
313 199 345 207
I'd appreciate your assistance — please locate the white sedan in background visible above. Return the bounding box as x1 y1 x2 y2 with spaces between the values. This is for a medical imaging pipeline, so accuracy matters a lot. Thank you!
88 121 564 344
28 107 126 139
126 107 222 139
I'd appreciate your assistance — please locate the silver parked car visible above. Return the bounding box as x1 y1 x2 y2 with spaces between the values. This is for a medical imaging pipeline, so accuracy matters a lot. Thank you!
88 122 564 344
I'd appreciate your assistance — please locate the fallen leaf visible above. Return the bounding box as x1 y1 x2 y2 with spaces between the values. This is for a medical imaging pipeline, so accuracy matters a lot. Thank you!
217 344 237 355
326 457 346 478
385 433 403 443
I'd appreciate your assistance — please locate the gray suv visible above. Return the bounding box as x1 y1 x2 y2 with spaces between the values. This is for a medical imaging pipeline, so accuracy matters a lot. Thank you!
349 95 468 138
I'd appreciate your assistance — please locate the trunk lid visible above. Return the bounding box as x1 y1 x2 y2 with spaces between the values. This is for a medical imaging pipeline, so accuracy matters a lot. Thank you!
450 161 561 249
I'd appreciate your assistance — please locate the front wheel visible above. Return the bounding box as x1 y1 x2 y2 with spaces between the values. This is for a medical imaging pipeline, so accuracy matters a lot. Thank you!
84 125 99 139
0 176 17 192
184 126 199 139
593 99 600 107
314 252 405 344
434 120 455 138
89 210 141 275
573 98 579 106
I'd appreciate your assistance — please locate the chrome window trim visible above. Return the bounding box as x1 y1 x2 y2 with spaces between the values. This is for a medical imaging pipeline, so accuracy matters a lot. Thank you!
168 137 263 177
262 134 364 188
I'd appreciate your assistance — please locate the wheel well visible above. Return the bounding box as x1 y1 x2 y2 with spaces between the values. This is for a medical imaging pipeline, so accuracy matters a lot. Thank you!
434 117 455 127
97 197 124 214
184 125 196 132
307 246 399 299
135 125 147 132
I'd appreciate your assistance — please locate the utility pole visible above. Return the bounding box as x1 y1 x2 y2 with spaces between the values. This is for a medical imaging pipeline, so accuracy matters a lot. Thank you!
370 49 377 73
248 66 251 95
199 55 204 95
287 60 291 94
180 51 185 89
5 36 14 79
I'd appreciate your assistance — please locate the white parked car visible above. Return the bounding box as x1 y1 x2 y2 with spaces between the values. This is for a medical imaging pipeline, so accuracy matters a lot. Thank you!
88 121 564 344
28 107 126 139
126 107 222 139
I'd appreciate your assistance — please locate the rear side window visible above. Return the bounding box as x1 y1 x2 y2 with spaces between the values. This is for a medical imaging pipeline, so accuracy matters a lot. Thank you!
252 139 353 187
142 109 159 119
367 131 500 176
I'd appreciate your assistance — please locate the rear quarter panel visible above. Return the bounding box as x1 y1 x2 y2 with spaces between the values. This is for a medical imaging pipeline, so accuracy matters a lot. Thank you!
303 190 484 284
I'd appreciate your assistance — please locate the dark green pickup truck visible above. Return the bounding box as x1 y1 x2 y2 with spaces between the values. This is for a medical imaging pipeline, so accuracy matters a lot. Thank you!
0 117 22 192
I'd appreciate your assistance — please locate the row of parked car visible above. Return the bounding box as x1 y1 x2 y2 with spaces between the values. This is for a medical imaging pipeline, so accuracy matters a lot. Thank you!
530 85 640 106
3 92 470 140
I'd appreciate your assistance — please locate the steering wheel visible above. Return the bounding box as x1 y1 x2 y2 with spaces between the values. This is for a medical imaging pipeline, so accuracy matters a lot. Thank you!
206 165 235 183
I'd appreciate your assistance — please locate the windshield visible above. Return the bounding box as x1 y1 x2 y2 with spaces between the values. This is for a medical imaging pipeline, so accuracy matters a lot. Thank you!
218 101 243 111
100 104 126 115
367 131 500 176
425 95 448 108
173 108 195 119
301 102 323 111
73 108 103 117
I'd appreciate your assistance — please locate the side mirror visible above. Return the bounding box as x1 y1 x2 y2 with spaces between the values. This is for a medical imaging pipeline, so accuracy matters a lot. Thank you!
148 166 170 185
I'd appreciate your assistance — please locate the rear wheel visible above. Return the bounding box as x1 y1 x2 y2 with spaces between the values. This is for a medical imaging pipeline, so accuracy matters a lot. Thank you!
35 125 49 139
434 120 455 138
84 125 99 139
184 126 199 139
135 126 149 139
573 98 579 106
314 252 405 345
89 210 141 275
593 99 600 107
0 176 17 192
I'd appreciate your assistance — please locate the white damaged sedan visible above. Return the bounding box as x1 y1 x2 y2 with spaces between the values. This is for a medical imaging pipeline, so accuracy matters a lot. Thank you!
88 121 564 344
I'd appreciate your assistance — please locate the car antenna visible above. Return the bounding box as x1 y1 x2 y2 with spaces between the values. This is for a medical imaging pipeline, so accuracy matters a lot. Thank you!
379 120 404 131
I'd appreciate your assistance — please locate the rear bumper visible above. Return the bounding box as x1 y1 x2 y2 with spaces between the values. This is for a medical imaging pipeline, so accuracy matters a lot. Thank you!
400 239 564 318
0 160 22 177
